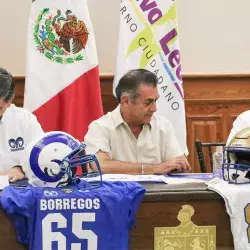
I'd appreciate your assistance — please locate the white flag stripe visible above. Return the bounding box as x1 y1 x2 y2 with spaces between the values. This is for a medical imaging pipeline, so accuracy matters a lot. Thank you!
114 0 187 153
24 0 98 112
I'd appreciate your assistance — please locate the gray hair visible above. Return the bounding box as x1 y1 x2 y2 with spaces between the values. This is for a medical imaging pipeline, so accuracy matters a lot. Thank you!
0 67 15 102
115 69 157 103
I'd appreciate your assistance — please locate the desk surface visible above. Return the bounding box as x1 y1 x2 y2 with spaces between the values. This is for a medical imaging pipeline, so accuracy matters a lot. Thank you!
143 182 207 192
1 178 212 193
1 181 220 204
4 178 214 193
1 180 219 202
142 182 220 202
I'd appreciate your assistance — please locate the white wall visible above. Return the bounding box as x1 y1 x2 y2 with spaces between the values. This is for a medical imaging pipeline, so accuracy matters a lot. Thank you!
176 0 250 74
1 0 250 75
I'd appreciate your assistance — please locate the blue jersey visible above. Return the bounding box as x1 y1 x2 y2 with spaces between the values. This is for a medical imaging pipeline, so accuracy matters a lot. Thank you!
1 181 145 250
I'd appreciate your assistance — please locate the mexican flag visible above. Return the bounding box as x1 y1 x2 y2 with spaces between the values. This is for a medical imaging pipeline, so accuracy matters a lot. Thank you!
114 0 187 153
24 0 103 141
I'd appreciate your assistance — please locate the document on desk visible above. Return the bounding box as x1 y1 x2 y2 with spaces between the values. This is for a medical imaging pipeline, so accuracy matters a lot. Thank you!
166 173 213 183
83 174 168 183
0 175 9 190
83 173 210 184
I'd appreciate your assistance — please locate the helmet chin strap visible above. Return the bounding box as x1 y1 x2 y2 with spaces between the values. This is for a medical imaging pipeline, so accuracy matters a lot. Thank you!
56 174 80 188
56 175 70 187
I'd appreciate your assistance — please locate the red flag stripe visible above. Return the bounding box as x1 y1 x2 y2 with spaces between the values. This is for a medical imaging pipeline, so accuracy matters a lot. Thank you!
34 66 103 141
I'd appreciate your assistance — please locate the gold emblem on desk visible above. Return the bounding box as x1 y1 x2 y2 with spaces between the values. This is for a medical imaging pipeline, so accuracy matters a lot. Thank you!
154 205 216 250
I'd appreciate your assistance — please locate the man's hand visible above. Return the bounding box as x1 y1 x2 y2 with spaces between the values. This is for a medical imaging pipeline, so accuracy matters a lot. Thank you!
0 166 25 182
153 155 191 174
168 156 191 173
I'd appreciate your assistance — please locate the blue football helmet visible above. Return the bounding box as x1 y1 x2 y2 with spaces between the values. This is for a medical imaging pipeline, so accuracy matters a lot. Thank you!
222 127 250 184
22 131 102 188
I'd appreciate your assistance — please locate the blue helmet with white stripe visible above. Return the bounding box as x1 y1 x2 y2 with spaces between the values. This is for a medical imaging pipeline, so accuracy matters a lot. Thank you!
22 131 102 188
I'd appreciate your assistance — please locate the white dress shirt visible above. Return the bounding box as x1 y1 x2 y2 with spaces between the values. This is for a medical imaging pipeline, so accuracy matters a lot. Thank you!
0 104 44 170
85 105 183 164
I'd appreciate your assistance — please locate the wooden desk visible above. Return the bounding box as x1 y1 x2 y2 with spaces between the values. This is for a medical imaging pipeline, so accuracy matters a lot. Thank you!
0 183 234 250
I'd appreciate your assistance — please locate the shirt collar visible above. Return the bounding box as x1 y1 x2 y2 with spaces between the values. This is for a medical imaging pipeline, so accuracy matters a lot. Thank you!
1 104 12 123
112 105 153 130
112 105 124 128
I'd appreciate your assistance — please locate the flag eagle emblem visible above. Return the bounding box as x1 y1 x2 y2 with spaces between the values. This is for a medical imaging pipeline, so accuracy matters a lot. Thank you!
33 8 88 64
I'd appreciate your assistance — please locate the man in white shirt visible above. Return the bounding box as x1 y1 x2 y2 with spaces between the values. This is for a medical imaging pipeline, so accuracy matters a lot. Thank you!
227 110 250 145
85 69 190 174
0 67 44 182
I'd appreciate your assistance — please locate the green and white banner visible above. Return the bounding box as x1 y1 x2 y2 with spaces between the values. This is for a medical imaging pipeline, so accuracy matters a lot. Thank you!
114 0 187 153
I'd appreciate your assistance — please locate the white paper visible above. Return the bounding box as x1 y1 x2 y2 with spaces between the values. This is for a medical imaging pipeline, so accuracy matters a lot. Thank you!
83 174 206 184
83 174 168 183
0 175 9 189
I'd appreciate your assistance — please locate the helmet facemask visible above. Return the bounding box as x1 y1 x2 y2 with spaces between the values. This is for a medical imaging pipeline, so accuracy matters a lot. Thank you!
223 128 250 184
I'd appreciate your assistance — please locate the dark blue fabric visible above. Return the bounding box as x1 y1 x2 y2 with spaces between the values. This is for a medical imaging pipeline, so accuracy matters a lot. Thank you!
9 179 29 187
1 181 145 250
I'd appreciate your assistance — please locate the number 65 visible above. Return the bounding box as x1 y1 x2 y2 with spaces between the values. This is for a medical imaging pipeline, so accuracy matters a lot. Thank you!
42 213 97 250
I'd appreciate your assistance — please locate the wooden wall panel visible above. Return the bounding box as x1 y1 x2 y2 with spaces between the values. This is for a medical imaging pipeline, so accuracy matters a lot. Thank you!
186 103 250 172
187 114 223 173
13 77 26 107
99 76 118 114
184 75 250 172
13 75 250 172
